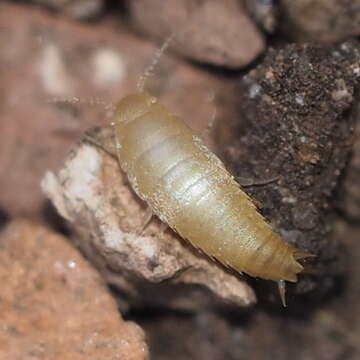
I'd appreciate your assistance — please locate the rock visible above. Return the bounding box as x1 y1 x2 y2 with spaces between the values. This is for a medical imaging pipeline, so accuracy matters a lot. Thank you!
128 0 265 68
0 219 149 360
280 0 360 43
41 138 256 309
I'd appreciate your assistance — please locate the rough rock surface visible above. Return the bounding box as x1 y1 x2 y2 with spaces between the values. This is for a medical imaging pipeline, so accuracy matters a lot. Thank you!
217 41 360 298
41 140 256 309
280 0 360 43
0 219 149 360
0 2 224 218
129 0 265 68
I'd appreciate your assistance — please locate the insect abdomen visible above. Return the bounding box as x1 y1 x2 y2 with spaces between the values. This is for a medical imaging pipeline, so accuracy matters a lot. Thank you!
114 93 307 282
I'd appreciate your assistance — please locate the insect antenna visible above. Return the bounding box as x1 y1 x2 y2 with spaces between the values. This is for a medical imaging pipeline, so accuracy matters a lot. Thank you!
136 0 213 93
47 96 116 118
136 31 178 93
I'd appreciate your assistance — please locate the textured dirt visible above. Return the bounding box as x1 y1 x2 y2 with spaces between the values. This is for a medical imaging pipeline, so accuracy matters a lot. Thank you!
0 219 148 360
217 41 360 299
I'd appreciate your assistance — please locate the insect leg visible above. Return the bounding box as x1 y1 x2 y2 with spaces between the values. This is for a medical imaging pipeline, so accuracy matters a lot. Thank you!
159 221 169 235
237 176 279 187
137 207 154 235
82 125 117 158
277 279 287 307
155 221 169 243
203 90 217 137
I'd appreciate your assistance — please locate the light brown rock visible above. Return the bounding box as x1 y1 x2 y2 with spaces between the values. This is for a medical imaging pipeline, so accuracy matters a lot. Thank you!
0 219 149 360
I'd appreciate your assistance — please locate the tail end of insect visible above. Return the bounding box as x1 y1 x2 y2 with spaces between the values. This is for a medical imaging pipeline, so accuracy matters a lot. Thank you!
293 249 317 277
286 248 314 281
276 249 315 306
289 248 315 277
277 279 287 307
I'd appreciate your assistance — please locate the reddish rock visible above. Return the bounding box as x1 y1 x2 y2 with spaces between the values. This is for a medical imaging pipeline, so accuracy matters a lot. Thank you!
128 0 265 68
0 219 149 360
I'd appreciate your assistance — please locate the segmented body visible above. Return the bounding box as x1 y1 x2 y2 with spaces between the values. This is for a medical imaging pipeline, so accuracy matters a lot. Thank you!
114 93 309 282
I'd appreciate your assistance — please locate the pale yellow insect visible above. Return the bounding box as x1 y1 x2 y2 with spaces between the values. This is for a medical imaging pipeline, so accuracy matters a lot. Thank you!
107 32 313 306
113 92 312 304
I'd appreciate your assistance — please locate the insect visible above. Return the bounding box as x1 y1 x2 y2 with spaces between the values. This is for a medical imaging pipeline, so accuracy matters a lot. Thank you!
106 36 313 307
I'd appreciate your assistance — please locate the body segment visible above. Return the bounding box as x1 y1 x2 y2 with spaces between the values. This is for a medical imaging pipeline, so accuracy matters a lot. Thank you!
114 93 309 282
